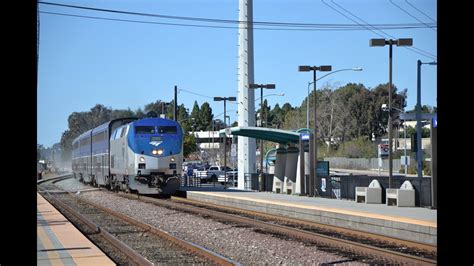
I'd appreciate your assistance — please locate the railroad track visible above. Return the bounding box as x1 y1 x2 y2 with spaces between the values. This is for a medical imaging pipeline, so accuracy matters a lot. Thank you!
116 192 436 265
38 179 237 265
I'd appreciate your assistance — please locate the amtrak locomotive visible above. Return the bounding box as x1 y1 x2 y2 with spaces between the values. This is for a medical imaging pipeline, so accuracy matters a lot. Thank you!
72 117 183 195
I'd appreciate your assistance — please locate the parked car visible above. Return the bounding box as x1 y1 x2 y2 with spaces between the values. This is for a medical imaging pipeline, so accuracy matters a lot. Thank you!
218 167 238 185
194 166 212 182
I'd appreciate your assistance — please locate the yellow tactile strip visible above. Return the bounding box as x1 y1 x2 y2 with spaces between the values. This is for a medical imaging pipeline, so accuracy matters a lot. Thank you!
37 193 115 265
191 191 437 228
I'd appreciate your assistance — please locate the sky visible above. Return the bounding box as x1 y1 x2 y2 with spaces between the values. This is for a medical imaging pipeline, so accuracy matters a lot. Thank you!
37 0 437 148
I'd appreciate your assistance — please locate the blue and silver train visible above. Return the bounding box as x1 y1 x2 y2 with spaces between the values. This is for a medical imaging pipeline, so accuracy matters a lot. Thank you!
72 117 183 195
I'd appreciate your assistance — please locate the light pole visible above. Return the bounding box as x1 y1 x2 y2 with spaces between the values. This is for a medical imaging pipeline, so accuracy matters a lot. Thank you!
385 104 407 175
416 60 437 179
161 102 171 118
255 93 285 102
214 96 236 189
249 83 276 192
370 38 413 188
299 65 331 196
306 67 363 131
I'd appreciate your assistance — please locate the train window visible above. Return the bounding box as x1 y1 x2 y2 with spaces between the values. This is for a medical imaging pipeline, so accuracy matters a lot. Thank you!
158 126 177 134
120 126 128 138
135 126 155 134
114 127 123 139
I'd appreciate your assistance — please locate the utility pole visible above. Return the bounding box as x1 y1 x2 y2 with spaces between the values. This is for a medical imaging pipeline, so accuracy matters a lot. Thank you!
416 60 437 178
237 0 256 190
249 83 276 191
370 38 413 188
214 96 236 189
174 85 178 121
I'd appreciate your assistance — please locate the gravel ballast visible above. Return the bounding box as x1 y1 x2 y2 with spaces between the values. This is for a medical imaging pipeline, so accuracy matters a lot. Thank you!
54 178 367 265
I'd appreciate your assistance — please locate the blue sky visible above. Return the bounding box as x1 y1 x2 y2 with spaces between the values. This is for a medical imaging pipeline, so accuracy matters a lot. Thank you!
38 0 437 148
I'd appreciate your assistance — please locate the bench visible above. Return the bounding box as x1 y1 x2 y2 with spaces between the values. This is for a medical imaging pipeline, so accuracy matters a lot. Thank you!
386 180 415 207
355 179 382 204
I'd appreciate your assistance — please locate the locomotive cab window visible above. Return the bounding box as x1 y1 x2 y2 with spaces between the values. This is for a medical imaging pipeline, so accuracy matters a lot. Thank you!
120 126 128 138
158 126 177 134
135 126 155 134
113 127 122 140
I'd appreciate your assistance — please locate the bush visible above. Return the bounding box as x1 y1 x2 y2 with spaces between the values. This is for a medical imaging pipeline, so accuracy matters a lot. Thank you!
399 160 431 176
332 137 377 159
423 161 431 176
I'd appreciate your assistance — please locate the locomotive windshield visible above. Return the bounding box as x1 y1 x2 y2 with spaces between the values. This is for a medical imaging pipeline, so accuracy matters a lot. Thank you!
135 126 177 134
158 126 177 134
135 126 155 134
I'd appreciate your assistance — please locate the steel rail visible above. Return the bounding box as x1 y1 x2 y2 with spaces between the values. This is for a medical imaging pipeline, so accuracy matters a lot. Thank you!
38 174 238 264
36 173 73 185
172 196 437 253
38 187 153 266
73 193 238 266
117 193 435 265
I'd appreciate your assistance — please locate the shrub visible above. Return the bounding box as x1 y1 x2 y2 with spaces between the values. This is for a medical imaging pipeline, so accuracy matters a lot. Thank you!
333 137 377 159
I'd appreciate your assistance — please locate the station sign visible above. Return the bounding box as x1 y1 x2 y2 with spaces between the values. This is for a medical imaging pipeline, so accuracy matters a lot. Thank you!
301 133 310 140
378 144 389 157
316 161 329 177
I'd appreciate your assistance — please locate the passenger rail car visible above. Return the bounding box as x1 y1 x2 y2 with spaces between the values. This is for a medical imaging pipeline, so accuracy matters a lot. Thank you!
72 117 183 195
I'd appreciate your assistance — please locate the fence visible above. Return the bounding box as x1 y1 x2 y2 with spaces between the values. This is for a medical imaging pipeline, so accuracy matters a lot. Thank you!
324 157 402 172
318 175 432 207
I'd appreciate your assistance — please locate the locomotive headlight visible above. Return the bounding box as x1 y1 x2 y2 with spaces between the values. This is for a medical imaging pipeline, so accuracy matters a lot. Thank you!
152 149 163 155
139 156 145 162
170 157 176 162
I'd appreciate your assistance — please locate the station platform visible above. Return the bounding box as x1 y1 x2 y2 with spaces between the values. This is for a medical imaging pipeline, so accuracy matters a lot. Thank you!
37 193 115 265
178 187 437 245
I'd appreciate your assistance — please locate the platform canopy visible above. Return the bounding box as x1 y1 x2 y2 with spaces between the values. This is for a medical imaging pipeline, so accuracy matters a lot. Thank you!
218 126 301 144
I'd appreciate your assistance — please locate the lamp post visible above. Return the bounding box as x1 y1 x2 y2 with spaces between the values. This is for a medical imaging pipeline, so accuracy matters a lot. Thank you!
385 105 407 175
214 96 236 189
249 83 276 192
416 60 437 179
370 38 413 188
306 67 363 131
255 93 285 102
161 102 172 118
298 65 331 196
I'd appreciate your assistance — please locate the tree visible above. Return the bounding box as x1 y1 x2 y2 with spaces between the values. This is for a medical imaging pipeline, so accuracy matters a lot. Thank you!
176 104 191 132
183 134 198 157
213 119 226 131
199 102 214 131
189 101 201 131
111 108 135 120
406 104 437 114
144 100 171 117
269 103 284 129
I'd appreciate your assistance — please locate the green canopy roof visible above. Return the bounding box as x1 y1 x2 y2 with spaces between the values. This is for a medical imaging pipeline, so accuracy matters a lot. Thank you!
218 126 301 144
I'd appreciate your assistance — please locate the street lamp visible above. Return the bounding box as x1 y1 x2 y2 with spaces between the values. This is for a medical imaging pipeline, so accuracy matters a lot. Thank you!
370 38 413 188
306 67 363 130
161 102 172 118
255 93 285 102
383 104 408 175
214 96 236 189
249 83 276 192
299 65 331 197
416 60 437 179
